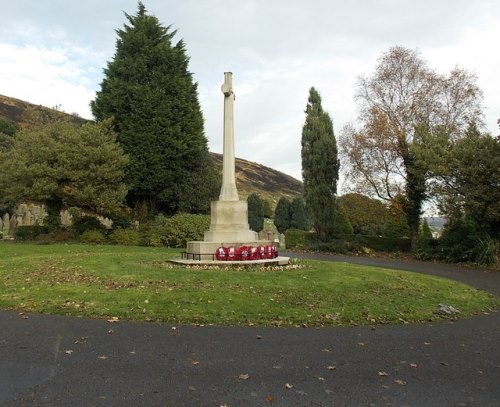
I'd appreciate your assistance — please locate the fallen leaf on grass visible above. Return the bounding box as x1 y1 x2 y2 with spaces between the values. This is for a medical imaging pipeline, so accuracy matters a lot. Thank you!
238 373 250 380
107 329 114 335
440 362 449 366
327 366 337 371
358 342 367 346
410 363 418 368
394 379 406 386
321 348 331 353
265 395 274 404
98 355 108 360
64 350 73 355
317 377 326 382
284 383 293 389
256 335 263 340
424 342 432 345
191 360 200 366
107 317 119 323
378 371 389 377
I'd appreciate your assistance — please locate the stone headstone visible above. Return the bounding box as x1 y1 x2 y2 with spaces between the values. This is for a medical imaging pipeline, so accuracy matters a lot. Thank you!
8 215 17 236
2 213 9 227
23 211 32 226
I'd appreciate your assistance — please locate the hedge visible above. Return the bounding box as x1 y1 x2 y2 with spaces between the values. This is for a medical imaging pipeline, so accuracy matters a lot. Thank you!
285 229 411 253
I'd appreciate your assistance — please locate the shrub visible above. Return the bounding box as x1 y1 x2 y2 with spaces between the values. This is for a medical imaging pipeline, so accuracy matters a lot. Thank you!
80 229 106 244
72 216 107 237
359 235 411 252
109 212 132 230
14 225 49 241
36 229 73 244
110 228 140 246
162 213 211 248
307 240 357 254
285 229 315 249
139 219 165 247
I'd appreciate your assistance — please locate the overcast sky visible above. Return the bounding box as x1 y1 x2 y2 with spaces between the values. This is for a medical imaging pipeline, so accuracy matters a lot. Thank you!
1 0 499 184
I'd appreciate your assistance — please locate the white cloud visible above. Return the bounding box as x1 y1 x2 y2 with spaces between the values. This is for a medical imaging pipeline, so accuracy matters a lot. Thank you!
1 0 499 183
0 43 99 118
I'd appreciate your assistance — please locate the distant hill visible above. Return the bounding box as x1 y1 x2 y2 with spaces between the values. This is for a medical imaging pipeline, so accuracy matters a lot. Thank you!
0 94 86 128
0 94 303 207
210 153 303 205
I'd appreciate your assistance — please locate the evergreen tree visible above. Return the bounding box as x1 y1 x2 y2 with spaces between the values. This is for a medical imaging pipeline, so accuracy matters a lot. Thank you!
332 203 353 235
301 87 340 241
274 197 291 234
0 119 128 229
289 197 309 231
262 199 273 219
247 193 264 232
91 2 218 215
420 219 433 240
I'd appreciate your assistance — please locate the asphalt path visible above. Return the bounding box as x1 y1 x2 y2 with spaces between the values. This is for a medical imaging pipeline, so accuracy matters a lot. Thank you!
1 253 499 407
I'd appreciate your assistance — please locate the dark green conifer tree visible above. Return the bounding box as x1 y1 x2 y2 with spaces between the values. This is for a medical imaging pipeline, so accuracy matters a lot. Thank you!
301 87 340 241
274 197 291 234
247 193 264 232
91 2 218 215
289 197 309 231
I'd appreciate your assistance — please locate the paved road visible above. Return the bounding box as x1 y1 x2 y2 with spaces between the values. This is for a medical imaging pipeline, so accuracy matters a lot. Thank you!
1 254 499 406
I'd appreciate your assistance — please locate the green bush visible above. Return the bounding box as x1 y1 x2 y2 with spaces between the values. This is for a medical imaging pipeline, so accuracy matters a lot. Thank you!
36 229 73 244
72 216 107 236
110 228 140 246
109 212 132 230
307 240 358 254
14 226 49 241
80 229 106 244
162 213 211 248
358 235 411 252
285 229 315 249
139 219 165 247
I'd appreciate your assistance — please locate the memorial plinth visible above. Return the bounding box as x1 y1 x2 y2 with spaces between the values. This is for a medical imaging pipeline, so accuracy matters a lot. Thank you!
182 72 285 263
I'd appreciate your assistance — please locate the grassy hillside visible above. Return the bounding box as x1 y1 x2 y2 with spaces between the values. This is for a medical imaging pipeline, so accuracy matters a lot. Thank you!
0 94 303 206
211 153 302 205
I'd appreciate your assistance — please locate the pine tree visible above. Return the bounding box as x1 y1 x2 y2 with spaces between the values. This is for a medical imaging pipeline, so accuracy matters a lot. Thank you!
332 203 353 235
247 193 264 232
0 119 128 229
289 197 309 231
91 2 218 215
301 87 340 241
274 197 291 234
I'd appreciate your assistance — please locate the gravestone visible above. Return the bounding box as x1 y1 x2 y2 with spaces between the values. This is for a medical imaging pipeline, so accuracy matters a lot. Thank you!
2 213 9 227
8 215 17 236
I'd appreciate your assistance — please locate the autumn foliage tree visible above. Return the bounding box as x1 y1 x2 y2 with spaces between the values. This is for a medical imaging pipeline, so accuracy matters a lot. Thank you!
341 46 483 247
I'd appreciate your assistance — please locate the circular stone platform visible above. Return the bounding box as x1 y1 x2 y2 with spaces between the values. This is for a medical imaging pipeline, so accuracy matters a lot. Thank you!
169 256 290 266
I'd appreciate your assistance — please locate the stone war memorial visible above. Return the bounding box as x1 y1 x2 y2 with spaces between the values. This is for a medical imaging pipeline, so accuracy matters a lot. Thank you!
175 72 289 265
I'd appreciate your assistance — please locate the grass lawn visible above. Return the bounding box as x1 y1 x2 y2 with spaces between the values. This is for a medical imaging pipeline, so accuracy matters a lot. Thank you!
0 243 498 327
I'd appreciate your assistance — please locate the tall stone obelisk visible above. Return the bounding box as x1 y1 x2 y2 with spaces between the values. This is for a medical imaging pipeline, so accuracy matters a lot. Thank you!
186 72 261 258
219 72 239 201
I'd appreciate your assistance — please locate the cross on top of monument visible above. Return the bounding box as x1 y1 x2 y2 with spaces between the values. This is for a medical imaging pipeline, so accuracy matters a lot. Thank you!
221 72 234 97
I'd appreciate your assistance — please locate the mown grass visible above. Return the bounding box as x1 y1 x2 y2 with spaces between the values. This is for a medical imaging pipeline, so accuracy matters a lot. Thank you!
0 243 497 327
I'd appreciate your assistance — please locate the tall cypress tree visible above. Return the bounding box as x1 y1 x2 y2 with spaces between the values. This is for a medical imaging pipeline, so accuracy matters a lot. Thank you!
247 193 264 232
301 87 339 241
274 197 291 234
91 2 218 215
289 197 309 231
